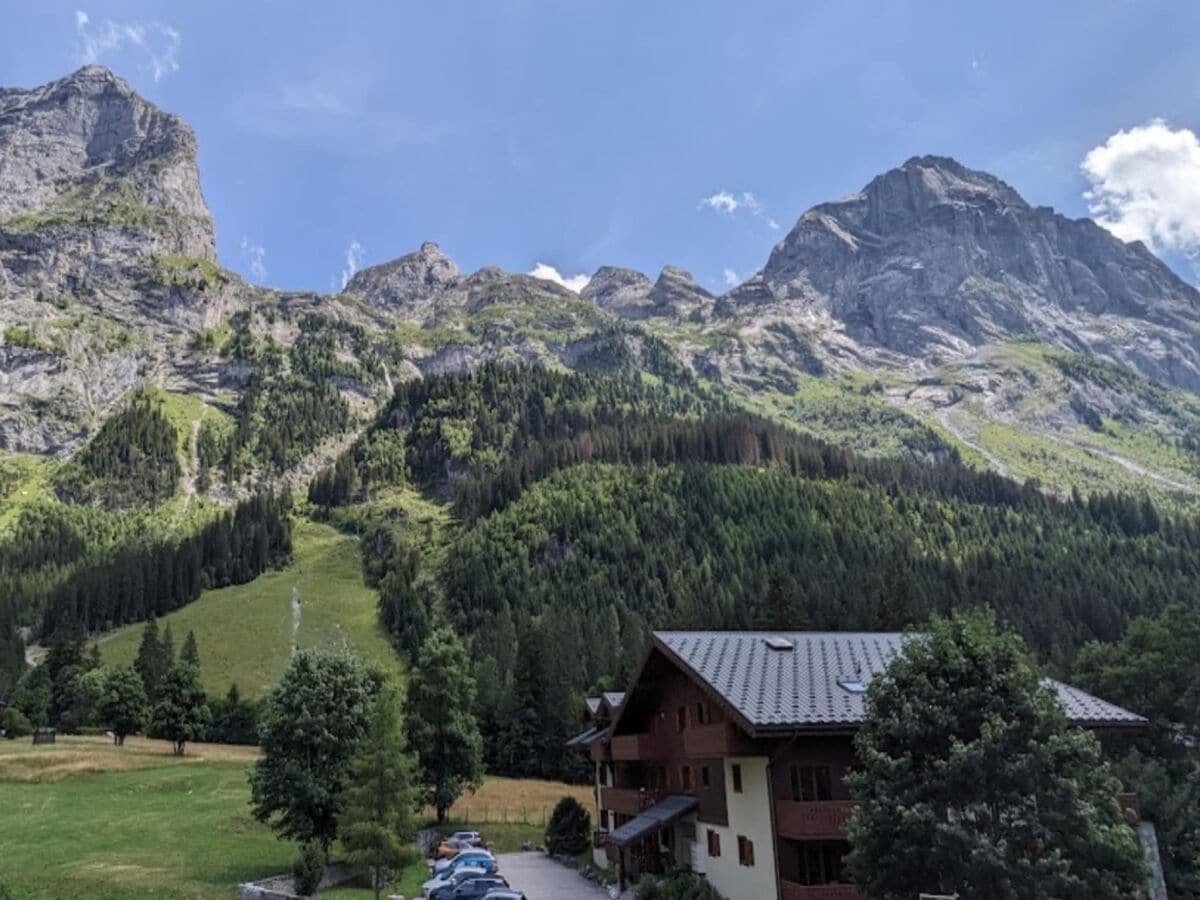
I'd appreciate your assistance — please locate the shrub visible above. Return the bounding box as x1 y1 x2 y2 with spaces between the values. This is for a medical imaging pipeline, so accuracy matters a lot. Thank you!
2 707 31 739
544 795 590 856
292 841 325 896
635 870 726 900
635 870 725 900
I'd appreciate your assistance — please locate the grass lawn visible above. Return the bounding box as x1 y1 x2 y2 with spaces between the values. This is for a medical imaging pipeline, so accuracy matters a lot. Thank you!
0 737 289 899
98 519 403 699
0 737 590 899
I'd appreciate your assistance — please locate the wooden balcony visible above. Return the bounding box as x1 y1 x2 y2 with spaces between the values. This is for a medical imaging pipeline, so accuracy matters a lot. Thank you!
781 880 865 900
775 800 855 840
682 721 755 757
600 786 662 816
610 732 671 760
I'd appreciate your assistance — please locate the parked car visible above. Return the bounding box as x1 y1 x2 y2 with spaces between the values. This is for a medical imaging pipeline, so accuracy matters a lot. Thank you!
481 890 526 900
424 866 492 900
421 855 497 899
450 830 484 847
435 837 472 859
443 874 508 899
434 848 495 875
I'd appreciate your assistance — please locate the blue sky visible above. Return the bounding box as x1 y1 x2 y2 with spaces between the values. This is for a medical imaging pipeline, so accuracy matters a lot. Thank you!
3 1 1200 291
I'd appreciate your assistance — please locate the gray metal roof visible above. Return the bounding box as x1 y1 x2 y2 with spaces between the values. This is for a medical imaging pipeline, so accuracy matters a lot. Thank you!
653 631 1145 731
608 794 699 847
602 691 626 711
565 725 605 748
585 697 602 716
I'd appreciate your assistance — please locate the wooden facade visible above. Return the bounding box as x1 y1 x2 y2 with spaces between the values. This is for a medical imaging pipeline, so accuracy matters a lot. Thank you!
572 637 1145 900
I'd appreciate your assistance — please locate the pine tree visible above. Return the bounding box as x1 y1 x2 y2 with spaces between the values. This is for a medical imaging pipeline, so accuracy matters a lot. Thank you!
339 683 418 900
160 624 175 669
180 630 200 669
406 627 483 822
134 618 166 699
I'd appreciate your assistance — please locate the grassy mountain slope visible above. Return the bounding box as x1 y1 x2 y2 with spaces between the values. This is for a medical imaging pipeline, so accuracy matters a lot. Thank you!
98 519 400 697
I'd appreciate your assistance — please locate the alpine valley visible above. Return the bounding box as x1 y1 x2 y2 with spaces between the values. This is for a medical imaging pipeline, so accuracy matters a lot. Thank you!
6 66 1200 771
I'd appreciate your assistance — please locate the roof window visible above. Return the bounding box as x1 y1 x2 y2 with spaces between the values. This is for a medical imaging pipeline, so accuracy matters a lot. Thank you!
764 636 794 651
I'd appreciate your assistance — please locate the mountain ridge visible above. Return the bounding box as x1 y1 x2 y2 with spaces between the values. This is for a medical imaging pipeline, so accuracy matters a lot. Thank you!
3 66 1200 506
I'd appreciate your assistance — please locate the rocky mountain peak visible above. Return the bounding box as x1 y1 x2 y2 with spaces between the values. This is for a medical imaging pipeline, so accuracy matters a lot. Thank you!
344 241 461 309
734 155 1200 390
0 64 215 261
581 266 653 309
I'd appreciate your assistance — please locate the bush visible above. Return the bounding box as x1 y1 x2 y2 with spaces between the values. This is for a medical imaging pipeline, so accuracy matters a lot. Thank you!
2 707 31 739
544 795 590 856
635 870 726 900
292 841 325 897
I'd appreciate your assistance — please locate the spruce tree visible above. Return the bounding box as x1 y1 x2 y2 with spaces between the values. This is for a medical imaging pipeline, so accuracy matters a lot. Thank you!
339 683 418 900
180 630 200 669
406 627 483 822
134 618 166 699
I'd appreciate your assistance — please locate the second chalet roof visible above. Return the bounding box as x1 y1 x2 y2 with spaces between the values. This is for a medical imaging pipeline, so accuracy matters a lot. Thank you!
653 631 1146 731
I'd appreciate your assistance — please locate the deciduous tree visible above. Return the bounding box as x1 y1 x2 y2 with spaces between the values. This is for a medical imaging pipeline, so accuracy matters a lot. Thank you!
98 666 148 745
149 663 210 755
846 610 1144 899
250 650 374 850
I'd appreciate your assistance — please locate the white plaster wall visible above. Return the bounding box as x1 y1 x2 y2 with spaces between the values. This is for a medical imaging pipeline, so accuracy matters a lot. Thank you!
699 756 779 900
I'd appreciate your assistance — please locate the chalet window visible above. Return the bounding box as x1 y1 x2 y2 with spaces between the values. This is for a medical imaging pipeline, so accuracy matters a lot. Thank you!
790 765 833 802
701 765 711 788
695 701 709 725
601 810 609 830
682 765 696 792
797 841 848 885
737 835 755 866
677 706 688 732
731 764 743 793
706 829 721 858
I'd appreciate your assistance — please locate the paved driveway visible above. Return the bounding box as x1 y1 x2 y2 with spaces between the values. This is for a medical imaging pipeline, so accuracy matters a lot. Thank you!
494 852 617 900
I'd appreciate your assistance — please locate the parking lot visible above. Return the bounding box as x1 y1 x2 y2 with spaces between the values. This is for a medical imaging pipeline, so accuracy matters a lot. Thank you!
493 852 617 900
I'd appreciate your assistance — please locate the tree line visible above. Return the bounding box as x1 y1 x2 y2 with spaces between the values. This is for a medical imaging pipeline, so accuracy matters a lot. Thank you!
38 491 292 635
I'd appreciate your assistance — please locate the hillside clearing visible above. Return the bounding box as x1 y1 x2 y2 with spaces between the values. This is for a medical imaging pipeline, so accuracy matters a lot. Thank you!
98 519 402 698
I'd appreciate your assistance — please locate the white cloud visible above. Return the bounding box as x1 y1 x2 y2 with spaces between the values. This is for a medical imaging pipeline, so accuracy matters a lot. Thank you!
1082 119 1200 270
239 236 267 283
699 190 781 230
700 191 740 215
527 263 590 293
281 82 351 116
75 9 181 82
340 240 364 290
723 268 740 287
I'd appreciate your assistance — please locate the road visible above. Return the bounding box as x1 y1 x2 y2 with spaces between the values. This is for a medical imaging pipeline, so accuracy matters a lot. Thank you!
493 852 619 900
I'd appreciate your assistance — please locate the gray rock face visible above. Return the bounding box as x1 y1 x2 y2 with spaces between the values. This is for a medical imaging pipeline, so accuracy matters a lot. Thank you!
0 65 215 261
581 266 653 316
581 265 711 320
345 241 460 311
729 155 1200 390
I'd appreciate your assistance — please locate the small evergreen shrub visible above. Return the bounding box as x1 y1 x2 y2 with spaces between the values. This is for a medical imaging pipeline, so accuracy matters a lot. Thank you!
545 795 591 856
292 841 325 896
635 870 726 900
2 707 31 739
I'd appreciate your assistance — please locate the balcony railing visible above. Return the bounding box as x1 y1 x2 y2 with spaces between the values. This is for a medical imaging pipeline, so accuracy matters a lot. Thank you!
775 799 855 840
682 721 755 757
610 732 671 760
600 786 663 816
781 881 865 900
